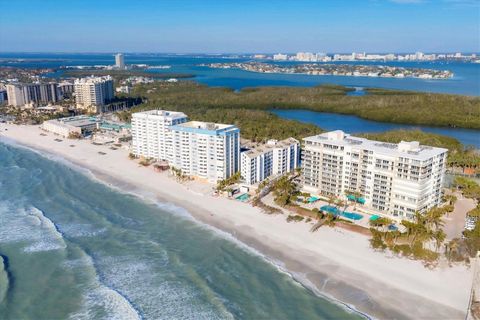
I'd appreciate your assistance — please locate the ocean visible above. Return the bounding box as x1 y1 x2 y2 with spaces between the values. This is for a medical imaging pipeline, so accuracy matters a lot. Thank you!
0 141 363 320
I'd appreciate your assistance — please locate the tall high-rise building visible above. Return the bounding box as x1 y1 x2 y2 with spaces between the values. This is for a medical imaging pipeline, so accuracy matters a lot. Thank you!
6 83 60 107
241 138 300 185
131 110 188 160
302 130 447 220
115 53 125 69
74 76 114 113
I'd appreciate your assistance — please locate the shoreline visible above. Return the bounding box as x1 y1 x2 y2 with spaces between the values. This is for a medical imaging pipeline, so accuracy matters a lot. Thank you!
0 124 473 320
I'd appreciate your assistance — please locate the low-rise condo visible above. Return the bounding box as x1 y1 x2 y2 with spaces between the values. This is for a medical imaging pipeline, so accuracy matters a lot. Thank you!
169 121 240 182
42 115 100 137
302 130 447 219
131 110 188 161
241 138 300 185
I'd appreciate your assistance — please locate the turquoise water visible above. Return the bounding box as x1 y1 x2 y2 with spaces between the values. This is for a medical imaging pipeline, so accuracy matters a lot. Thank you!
320 206 363 221
235 193 250 202
0 141 363 320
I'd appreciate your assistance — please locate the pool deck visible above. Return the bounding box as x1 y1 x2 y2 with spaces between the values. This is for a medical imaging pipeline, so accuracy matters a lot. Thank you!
296 197 399 229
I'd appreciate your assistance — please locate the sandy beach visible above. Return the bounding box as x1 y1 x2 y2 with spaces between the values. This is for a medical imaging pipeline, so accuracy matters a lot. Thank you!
0 124 473 320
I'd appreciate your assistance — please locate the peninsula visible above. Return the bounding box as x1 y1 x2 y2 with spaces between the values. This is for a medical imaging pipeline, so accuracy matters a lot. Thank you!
203 62 454 79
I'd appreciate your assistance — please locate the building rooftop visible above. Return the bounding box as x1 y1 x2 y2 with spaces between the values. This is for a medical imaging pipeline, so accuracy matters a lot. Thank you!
304 130 447 160
242 137 299 158
132 109 187 119
44 115 100 128
177 121 232 130
171 120 238 135
74 75 113 84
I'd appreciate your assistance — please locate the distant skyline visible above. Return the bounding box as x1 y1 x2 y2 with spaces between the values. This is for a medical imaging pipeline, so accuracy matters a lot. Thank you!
0 0 479 53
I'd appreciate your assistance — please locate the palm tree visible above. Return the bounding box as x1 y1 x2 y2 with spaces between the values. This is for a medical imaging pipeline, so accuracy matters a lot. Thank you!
446 239 459 262
353 191 363 210
433 230 446 253
344 190 354 208
327 196 335 207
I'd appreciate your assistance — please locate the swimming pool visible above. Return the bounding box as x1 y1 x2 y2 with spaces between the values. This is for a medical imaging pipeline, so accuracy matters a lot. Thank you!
236 193 250 202
320 205 363 220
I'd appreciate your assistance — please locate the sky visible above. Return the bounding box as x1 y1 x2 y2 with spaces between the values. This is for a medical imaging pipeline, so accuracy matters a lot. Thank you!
0 0 478 53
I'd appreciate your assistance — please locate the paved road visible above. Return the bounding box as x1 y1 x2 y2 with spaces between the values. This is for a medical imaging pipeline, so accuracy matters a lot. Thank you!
443 191 477 240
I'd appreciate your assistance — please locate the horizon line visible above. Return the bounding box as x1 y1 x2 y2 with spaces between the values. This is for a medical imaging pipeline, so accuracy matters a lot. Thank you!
0 50 479 55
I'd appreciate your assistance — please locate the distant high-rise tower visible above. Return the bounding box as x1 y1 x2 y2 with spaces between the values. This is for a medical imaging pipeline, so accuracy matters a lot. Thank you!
115 53 125 69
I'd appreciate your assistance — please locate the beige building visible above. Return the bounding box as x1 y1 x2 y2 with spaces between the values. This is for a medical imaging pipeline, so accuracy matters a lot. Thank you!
6 83 60 107
74 76 114 113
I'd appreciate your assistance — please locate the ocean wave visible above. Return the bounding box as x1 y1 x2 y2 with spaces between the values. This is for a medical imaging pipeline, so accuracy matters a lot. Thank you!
65 253 141 320
23 207 67 253
59 224 107 239
94 255 232 320
0 203 66 253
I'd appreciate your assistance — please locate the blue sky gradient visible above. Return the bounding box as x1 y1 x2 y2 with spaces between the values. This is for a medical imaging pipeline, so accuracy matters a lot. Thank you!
0 0 478 53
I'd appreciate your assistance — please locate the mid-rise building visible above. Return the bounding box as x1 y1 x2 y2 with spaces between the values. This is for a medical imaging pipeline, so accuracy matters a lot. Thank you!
302 130 447 219
131 110 188 160
170 121 240 182
74 76 114 112
241 138 300 185
6 83 60 107
115 53 125 69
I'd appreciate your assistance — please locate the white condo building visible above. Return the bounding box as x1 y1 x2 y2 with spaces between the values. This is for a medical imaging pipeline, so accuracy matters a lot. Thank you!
74 76 114 112
169 121 240 182
302 130 447 219
131 110 188 160
241 138 300 185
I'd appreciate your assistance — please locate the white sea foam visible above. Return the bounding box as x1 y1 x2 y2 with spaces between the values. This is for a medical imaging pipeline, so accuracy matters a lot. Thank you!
0 203 66 253
66 254 141 320
59 223 107 239
94 255 232 320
